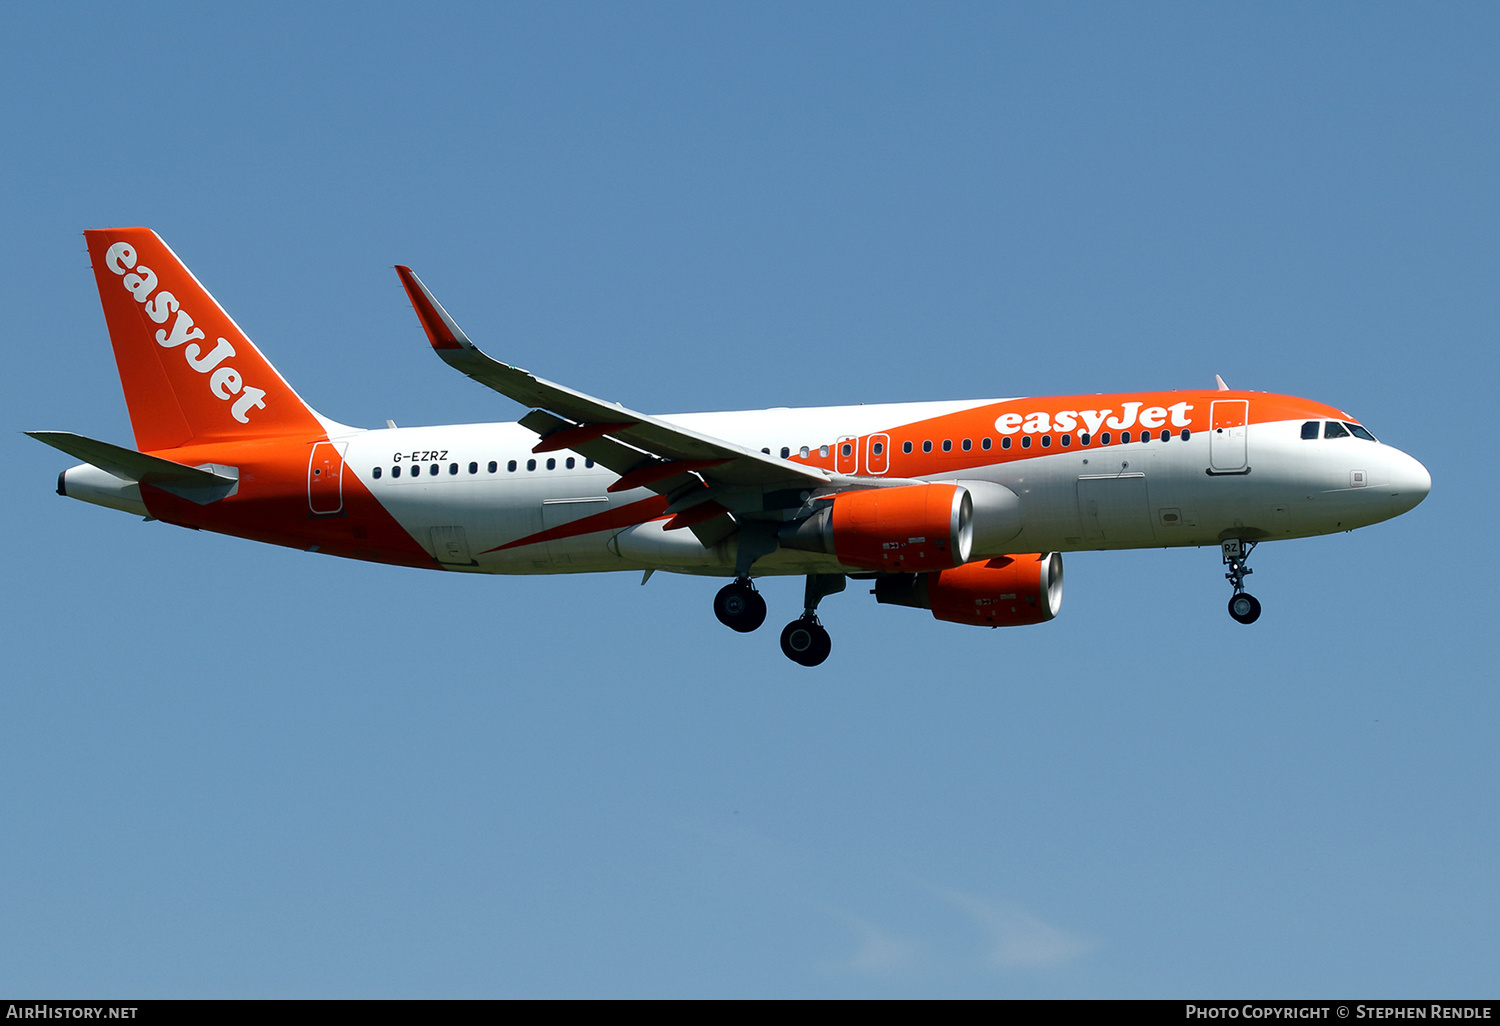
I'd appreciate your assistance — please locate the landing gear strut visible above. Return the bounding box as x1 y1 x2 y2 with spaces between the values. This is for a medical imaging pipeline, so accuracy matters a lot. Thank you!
1222 539 1262 625
714 578 767 633
780 574 845 666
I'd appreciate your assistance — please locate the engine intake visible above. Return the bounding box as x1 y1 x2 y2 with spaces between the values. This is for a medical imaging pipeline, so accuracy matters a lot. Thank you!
874 552 1063 627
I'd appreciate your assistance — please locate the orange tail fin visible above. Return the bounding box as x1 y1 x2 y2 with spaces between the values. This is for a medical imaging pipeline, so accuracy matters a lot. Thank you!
85 228 329 452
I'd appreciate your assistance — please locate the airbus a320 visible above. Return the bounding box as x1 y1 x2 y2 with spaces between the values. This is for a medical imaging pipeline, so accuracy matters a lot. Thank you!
32 228 1432 665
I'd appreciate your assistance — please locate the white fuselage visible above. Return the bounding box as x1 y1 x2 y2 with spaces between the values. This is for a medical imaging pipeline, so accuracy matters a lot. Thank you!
336 398 1430 577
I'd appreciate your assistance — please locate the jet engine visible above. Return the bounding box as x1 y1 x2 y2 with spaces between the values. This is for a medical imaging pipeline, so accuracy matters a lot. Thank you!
779 482 973 571
778 480 1023 572
874 552 1063 627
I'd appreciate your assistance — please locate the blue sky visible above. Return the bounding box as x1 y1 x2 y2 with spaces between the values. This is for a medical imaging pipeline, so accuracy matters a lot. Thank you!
3 3 1497 997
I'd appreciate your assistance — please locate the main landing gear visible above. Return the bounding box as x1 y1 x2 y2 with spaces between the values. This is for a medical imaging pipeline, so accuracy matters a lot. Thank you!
1222 539 1262 625
779 574 845 667
712 573 846 666
714 578 767 633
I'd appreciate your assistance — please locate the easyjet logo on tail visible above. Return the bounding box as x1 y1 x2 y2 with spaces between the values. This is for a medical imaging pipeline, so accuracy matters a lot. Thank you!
103 242 267 424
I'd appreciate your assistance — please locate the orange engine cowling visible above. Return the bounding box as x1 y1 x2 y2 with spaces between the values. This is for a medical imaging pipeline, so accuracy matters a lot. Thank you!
822 483 973 572
874 552 1064 627
777 482 974 572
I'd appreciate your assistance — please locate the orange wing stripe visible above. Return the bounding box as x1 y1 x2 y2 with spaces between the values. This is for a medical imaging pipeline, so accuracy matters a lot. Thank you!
607 459 730 493
532 422 636 453
487 494 670 553
663 501 731 532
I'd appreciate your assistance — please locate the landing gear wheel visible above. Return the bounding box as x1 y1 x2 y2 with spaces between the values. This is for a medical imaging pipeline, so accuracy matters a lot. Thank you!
714 580 767 633
780 616 832 666
1228 592 1262 625
1221 539 1261 625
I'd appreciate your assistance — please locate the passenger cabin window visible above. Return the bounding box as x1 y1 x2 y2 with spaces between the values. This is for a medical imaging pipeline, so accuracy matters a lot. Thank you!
526 459 537 471
372 467 382 479
566 457 575 469
1080 432 1091 445
507 460 517 472
1061 434 1071 447
1021 436 1031 449
1301 421 1320 439
903 441 913 454
392 466 401 478
1160 430 1171 442
1041 435 1051 447
981 437 991 450
800 446 810 458
942 439 952 452
546 458 557 470
1324 421 1350 439
429 463 439 476
840 443 852 457
1101 432 1111 444
872 441 884 455
1346 423 1377 441
922 441 933 453
1121 431 1132 443
449 463 458 475
1001 437 1011 450
1180 429 1191 441
469 462 478 474
819 445 829 458
488 461 498 473
780 447 790 459
585 459 595 468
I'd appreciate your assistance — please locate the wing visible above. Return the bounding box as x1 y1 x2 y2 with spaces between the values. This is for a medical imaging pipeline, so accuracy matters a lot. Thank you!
394 265 852 542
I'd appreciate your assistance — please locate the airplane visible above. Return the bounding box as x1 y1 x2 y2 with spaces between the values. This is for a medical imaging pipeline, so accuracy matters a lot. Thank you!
31 228 1432 666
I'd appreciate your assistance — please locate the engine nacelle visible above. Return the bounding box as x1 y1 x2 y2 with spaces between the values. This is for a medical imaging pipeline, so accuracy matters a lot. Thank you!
780 483 973 572
874 552 1063 627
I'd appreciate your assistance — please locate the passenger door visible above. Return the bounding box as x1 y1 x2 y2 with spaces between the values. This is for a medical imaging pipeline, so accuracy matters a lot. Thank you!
1209 400 1248 472
307 441 347 515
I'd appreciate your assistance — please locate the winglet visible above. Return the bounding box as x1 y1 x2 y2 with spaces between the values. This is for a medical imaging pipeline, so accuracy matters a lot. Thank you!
1215 374 1230 391
395 265 474 351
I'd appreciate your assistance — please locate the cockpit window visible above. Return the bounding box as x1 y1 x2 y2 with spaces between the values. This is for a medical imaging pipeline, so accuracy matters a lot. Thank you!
1301 421 1320 440
1344 422 1377 441
1324 421 1350 439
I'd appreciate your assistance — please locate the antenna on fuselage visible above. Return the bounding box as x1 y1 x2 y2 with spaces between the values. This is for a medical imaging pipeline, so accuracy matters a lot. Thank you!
1215 375 1230 391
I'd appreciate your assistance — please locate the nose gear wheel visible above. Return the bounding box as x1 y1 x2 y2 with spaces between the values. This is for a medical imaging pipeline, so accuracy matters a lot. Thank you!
1221 539 1261 625
1228 592 1262 624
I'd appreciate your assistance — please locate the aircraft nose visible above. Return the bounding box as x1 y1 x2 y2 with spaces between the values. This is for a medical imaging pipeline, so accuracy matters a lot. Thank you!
1385 448 1431 515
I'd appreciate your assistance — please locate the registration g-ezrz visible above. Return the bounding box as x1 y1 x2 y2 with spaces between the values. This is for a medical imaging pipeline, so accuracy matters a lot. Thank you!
393 450 448 462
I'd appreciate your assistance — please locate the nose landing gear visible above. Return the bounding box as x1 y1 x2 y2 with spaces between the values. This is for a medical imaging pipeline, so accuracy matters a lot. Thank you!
714 578 767 633
1222 539 1262 624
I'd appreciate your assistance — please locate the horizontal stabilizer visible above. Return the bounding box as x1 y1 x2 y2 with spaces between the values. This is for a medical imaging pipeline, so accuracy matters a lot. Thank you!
27 431 238 503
